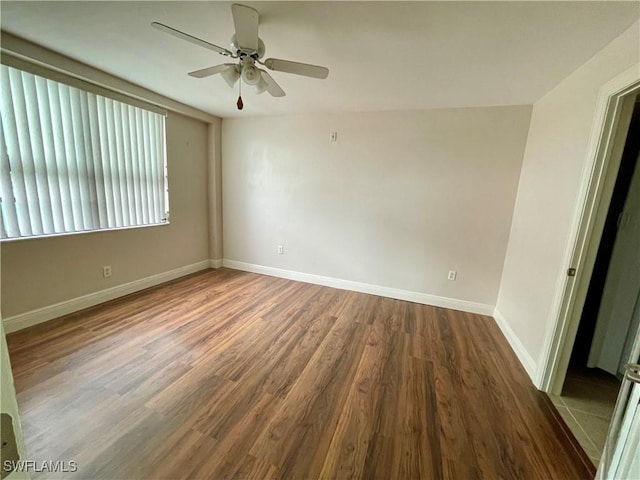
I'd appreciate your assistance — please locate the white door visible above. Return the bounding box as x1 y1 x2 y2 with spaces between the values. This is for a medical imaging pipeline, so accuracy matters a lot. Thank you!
588 151 640 376
597 312 640 479
0 320 29 479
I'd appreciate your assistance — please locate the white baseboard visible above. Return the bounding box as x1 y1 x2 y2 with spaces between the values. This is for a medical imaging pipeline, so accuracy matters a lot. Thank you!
493 308 538 383
3 260 212 334
222 259 495 316
209 259 223 269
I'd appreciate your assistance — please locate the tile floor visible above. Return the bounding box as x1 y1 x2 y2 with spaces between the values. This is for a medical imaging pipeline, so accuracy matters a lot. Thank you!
548 367 621 466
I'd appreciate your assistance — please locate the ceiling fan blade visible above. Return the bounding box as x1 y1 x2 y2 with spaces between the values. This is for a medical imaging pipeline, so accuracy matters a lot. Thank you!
264 58 329 79
188 64 236 78
231 4 259 52
257 69 286 97
151 22 233 57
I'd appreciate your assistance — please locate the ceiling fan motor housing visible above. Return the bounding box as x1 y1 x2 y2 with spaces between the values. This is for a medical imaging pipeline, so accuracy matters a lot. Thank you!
231 34 265 59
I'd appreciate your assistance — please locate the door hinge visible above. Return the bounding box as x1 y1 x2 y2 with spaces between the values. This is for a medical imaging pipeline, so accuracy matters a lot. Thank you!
624 364 640 384
567 267 577 277
1 413 19 479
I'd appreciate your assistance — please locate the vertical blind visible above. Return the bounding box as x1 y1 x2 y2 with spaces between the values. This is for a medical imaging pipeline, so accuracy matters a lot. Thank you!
0 64 168 240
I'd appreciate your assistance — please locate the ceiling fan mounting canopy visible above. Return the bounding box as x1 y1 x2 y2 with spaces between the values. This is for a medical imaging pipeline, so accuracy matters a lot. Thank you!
151 3 329 107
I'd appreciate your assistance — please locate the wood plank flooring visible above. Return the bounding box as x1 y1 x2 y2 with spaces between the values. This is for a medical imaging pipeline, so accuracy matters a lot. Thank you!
7 268 594 479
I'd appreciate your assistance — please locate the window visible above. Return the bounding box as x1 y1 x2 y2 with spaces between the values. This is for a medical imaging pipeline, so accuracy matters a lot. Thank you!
0 60 168 240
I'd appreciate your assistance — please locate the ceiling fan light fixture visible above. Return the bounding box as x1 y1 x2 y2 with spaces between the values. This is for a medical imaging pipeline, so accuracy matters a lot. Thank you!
241 64 261 86
255 75 268 94
220 65 240 88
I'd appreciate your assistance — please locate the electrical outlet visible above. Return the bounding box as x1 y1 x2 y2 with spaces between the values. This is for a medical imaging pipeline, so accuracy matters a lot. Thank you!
103 265 112 278
277 245 284 255
448 270 457 281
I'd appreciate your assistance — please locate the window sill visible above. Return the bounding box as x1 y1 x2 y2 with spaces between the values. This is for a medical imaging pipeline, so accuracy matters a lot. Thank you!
1 221 171 243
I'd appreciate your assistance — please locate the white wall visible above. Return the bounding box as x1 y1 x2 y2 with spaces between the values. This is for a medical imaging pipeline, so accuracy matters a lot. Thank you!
1 111 210 320
222 106 532 310
496 21 640 379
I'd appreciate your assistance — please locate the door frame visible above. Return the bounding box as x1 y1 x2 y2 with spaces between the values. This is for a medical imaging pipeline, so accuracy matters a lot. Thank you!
537 64 640 395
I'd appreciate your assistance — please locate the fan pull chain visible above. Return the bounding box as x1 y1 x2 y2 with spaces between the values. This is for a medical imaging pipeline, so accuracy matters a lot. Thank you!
237 77 243 110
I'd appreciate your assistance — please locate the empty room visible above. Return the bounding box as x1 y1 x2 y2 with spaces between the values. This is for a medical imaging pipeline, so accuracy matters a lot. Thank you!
1 1 639 479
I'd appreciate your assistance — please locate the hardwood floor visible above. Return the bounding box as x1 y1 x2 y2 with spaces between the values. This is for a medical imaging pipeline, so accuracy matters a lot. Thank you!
7 268 594 479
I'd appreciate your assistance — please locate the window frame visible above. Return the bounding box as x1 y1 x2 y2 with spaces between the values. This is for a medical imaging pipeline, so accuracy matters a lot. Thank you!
0 55 170 242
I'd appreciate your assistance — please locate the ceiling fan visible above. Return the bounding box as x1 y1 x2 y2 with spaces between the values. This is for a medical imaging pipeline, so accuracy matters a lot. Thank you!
151 3 329 110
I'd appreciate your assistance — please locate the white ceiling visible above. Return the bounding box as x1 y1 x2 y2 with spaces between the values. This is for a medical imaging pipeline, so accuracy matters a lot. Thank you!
1 1 638 118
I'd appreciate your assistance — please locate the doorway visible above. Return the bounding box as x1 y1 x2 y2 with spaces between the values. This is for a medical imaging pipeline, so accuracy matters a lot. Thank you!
548 94 640 465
